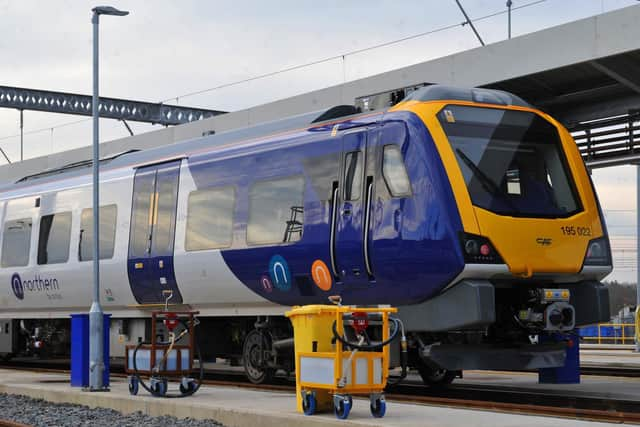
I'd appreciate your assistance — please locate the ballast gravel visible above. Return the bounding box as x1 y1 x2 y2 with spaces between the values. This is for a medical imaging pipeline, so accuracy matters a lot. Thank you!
0 393 225 427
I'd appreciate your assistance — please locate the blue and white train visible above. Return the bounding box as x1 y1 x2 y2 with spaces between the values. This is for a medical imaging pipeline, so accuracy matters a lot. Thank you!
0 85 612 385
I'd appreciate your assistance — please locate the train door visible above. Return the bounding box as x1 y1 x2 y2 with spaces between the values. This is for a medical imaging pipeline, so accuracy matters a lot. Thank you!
333 130 372 286
127 161 183 304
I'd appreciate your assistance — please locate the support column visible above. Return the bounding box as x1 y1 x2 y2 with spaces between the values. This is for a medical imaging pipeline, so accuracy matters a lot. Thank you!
636 165 640 352
19 109 23 162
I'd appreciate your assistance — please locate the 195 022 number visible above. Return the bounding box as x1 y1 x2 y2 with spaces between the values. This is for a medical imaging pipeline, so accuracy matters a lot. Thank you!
561 226 591 236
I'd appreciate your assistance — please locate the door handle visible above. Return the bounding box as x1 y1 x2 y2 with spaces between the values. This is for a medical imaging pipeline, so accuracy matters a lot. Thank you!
329 185 339 278
363 180 374 277
394 209 403 231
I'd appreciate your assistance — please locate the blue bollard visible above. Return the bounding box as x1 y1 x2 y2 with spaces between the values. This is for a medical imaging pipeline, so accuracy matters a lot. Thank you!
538 332 580 384
70 313 111 387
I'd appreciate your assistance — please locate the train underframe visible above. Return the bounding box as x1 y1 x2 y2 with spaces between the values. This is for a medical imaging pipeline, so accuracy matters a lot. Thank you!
235 277 610 386
0 278 610 387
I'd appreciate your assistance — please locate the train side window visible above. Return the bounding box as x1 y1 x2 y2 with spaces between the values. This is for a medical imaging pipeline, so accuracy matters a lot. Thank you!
185 187 235 251
344 151 362 201
247 176 305 245
38 212 72 265
382 145 412 197
1 218 32 267
79 205 118 261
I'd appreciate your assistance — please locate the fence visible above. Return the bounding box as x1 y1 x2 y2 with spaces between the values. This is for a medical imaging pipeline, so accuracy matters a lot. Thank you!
579 323 636 344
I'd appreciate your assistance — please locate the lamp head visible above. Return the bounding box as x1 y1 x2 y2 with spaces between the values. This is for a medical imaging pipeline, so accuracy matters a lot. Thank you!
92 6 129 16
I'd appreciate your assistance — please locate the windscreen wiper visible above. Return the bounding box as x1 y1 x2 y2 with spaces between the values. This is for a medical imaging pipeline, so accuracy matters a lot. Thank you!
455 149 518 212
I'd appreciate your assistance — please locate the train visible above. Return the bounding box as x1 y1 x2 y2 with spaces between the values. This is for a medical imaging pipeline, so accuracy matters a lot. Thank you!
0 84 611 386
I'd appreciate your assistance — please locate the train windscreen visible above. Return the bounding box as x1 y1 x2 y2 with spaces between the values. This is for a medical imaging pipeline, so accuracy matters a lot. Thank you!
438 105 581 218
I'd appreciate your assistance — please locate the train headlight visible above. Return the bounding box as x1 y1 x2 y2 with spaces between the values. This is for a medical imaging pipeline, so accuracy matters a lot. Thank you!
460 233 504 264
464 239 480 256
583 237 611 266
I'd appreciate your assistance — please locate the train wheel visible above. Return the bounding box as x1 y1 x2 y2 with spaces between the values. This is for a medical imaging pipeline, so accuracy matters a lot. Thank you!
243 330 275 384
416 362 456 388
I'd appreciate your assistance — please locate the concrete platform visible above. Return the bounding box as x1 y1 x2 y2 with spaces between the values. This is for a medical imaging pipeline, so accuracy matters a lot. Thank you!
580 348 640 369
0 369 622 427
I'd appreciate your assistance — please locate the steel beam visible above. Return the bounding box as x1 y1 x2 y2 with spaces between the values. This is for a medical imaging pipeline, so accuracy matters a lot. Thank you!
590 60 640 95
0 85 225 126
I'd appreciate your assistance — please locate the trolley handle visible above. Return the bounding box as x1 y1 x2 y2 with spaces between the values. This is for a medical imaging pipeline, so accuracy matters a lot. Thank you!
331 317 401 351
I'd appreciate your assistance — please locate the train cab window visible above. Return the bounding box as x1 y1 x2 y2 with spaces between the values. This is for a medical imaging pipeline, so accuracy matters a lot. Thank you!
37 212 72 265
1 218 33 267
344 151 362 201
382 145 412 197
79 205 118 261
506 168 521 195
247 176 305 245
186 187 235 251
438 105 581 218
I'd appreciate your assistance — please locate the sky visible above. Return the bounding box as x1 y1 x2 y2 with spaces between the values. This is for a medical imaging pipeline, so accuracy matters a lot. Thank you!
0 0 639 282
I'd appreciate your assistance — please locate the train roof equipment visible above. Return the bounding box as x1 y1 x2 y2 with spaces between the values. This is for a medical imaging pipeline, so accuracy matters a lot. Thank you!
6 83 535 191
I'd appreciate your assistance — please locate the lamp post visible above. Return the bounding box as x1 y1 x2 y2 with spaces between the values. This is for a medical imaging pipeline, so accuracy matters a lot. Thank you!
90 5 128 391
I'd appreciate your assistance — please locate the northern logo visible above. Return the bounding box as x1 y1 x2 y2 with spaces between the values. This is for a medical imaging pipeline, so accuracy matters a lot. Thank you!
11 273 24 300
10 273 60 300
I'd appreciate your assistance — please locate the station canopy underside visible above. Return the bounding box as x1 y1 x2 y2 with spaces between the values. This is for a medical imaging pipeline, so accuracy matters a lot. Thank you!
484 50 640 168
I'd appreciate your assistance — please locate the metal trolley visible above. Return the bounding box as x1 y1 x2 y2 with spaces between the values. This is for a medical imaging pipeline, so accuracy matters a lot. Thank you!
286 302 404 420
126 309 202 397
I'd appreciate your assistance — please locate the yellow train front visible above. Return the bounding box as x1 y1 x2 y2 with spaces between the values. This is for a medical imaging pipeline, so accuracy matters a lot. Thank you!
391 86 611 384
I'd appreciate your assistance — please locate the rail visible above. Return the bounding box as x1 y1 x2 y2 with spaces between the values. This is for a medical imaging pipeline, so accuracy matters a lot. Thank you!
0 419 31 427
579 323 636 345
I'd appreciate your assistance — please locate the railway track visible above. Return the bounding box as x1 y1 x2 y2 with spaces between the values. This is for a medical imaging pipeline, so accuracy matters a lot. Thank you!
581 366 640 377
0 420 30 427
1 360 640 425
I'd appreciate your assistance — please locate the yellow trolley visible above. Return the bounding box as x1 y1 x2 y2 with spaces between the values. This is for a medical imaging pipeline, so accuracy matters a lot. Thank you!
286 303 401 420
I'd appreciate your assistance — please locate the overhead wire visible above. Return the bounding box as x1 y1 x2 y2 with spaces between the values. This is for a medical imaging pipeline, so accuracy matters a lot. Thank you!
1 0 547 152
0 118 91 142
159 0 547 103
